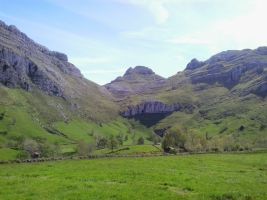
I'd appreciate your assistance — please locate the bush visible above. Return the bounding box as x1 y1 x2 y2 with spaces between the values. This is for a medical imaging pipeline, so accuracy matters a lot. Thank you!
150 133 161 145
116 134 124 145
137 137 144 145
77 141 95 156
16 151 29 159
22 138 40 157
108 135 118 151
162 128 186 152
96 137 108 149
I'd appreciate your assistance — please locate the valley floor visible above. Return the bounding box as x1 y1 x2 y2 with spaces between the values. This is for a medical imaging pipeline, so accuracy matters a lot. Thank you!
0 153 266 200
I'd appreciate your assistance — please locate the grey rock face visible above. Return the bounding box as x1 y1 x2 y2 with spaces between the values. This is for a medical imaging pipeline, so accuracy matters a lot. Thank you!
49 51 68 62
252 82 267 97
255 47 267 55
124 66 154 75
186 48 267 92
0 20 82 78
0 47 63 97
121 101 194 117
206 49 252 64
190 66 243 88
0 20 87 98
186 58 205 70
105 66 167 98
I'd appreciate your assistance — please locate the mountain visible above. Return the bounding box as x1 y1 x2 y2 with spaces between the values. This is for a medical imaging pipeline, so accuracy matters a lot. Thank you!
107 48 267 148
0 20 119 122
184 48 267 97
105 66 167 99
0 20 153 159
0 19 266 160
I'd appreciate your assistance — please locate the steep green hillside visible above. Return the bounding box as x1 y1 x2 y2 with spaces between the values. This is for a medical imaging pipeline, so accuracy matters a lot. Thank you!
0 85 155 160
0 20 156 160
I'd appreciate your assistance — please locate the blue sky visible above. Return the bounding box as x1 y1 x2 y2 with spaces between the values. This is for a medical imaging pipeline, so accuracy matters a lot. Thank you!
0 0 267 85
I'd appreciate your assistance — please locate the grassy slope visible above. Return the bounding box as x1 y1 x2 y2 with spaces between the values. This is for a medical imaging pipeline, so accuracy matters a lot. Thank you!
0 153 266 200
120 71 267 148
0 86 154 160
155 83 267 146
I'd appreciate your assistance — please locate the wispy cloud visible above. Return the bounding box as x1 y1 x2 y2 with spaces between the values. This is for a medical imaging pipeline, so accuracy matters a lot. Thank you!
115 0 173 24
167 36 211 45
121 26 169 41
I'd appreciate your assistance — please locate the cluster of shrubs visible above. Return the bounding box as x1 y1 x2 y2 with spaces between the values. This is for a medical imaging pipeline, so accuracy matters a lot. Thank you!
161 128 253 154
2 130 162 162
4 135 61 160
75 133 153 156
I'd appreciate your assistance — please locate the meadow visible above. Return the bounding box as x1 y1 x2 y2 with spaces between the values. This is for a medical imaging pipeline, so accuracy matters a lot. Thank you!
0 152 266 200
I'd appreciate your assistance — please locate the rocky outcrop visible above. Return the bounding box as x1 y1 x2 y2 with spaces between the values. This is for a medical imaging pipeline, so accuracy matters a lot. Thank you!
255 46 267 55
0 47 63 97
244 73 267 98
0 20 120 123
186 58 205 70
105 66 167 98
124 66 154 75
252 82 267 97
185 48 267 91
0 20 87 98
189 65 244 88
121 101 194 117
49 51 68 62
0 20 82 78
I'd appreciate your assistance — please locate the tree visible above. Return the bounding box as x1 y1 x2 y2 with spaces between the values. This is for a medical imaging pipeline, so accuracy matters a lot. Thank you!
96 137 108 149
152 134 161 145
22 138 40 158
161 129 186 152
77 140 89 156
88 143 96 155
88 129 95 136
116 134 124 146
137 136 144 145
108 135 118 151
185 133 207 152
16 151 29 159
77 141 95 156
162 132 175 152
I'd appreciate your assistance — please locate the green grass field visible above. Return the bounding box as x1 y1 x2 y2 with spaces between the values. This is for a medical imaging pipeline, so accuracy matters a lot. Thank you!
0 152 266 200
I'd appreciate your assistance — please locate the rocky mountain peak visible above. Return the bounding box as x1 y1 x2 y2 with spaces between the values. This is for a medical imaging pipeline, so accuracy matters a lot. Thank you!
186 58 205 70
124 66 155 76
183 47 267 97
105 66 166 98
255 46 267 55
0 20 77 71
0 20 84 98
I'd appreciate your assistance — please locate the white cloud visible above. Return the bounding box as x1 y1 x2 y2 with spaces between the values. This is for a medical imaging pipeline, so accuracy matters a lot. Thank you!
166 0 267 56
214 0 267 48
115 0 173 24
